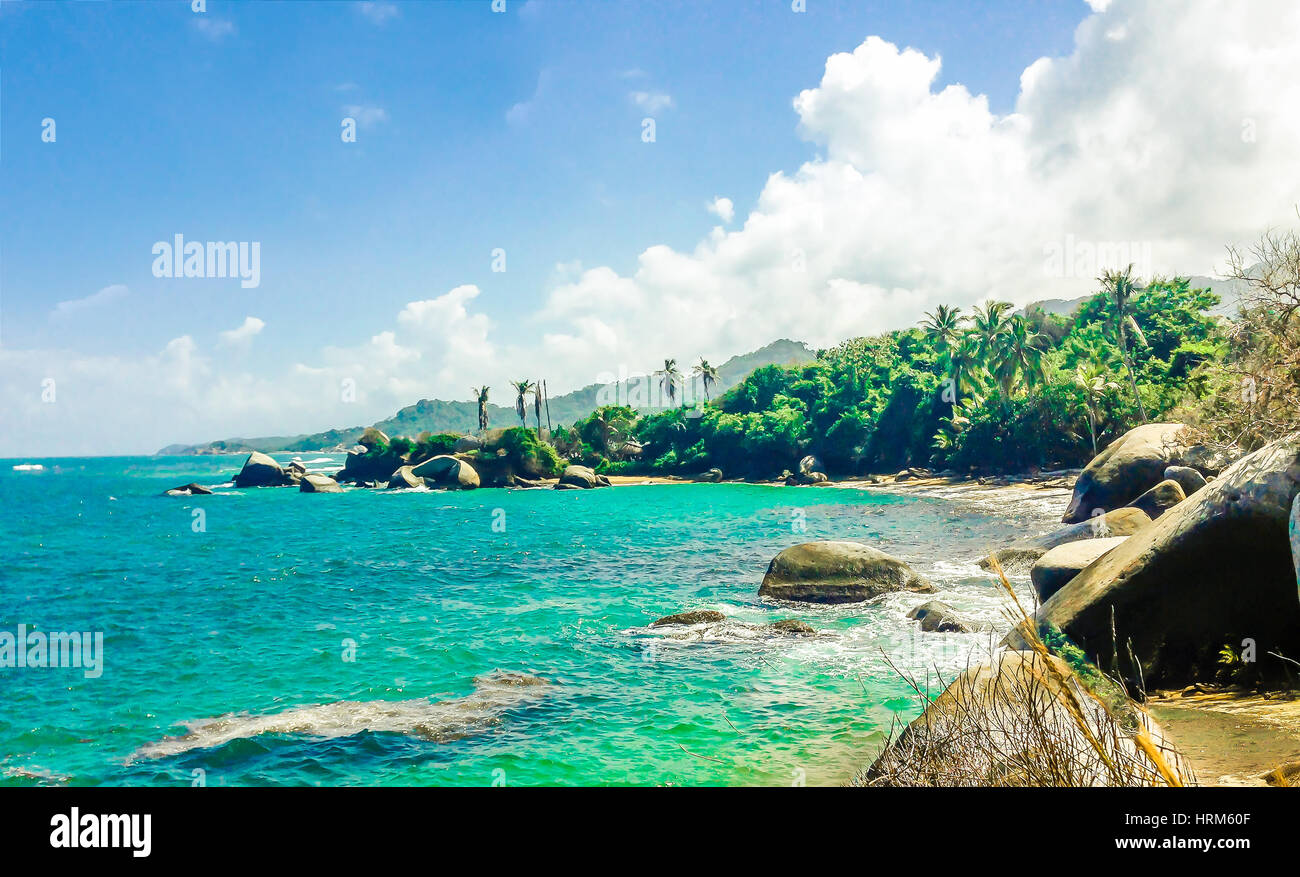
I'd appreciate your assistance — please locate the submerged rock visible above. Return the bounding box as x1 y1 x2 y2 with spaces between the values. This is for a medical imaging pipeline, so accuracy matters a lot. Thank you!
300 474 343 493
1009 433 1300 688
1030 536 1129 602
1061 423 1193 523
164 482 214 497
768 619 816 635
907 600 973 633
980 507 1151 572
759 541 933 604
651 610 726 627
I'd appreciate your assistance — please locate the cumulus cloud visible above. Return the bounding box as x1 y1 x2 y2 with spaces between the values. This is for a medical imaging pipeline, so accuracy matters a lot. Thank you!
51 284 127 319
218 316 266 348
707 197 735 224
630 91 674 113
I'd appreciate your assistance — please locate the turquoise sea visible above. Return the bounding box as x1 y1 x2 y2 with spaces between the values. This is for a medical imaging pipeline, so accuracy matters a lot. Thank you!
1 455 1049 786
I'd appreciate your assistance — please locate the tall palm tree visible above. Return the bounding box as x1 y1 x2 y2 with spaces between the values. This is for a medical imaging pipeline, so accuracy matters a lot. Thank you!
1074 361 1120 457
692 358 720 402
472 386 490 434
921 304 964 355
994 316 1050 400
654 358 682 408
532 381 544 435
970 300 1015 372
510 379 534 428
1099 264 1149 421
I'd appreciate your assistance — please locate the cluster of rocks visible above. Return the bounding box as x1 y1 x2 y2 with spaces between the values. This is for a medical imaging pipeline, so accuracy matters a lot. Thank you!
784 455 830 485
648 609 817 637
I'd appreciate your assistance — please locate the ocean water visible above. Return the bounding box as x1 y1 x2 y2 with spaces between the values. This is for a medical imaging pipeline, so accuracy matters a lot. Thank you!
0 455 1052 787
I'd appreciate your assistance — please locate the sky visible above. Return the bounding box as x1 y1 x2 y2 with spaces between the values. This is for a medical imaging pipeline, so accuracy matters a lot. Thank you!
2 0 1299 456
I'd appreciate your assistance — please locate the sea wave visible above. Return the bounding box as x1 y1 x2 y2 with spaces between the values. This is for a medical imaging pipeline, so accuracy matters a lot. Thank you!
132 671 548 761
11 464 45 472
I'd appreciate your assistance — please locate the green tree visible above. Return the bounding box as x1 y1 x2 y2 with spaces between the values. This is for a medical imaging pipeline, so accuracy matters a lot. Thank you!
510 379 534 428
654 359 682 408
472 385 491 433
693 358 720 402
1098 265 1149 421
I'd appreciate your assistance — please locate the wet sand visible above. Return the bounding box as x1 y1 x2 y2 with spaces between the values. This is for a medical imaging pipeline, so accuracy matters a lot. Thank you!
1149 691 1300 787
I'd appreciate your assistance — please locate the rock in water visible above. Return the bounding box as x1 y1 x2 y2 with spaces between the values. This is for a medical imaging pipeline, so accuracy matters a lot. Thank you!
768 619 815 635
1010 433 1300 688
233 451 290 487
1126 478 1186 520
386 465 423 490
1030 536 1129 602
907 600 973 633
980 507 1151 571
300 474 343 493
759 541 933 604
558 465 606 489
411 455 480 489
164 482 214 496
651 610 725 627
1163 465 1208 497
1062 423 1192 523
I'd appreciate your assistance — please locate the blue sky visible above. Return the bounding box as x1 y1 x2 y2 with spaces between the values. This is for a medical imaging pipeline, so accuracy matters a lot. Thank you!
3 0 1298 454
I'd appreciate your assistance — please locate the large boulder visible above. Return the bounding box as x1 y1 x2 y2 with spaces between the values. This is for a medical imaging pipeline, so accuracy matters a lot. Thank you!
359 427 389 450
164 482 214 497
1030 536 1129 602
558 465 605 489
1009 433 1300 688
695 468 724 483
759 541 934 604
1163 465 1208 497
859 650 1191 786
233 451 290 487
453 435 483 453
1126 478 1186 520
979 507 1151 571
386 465 423 490
907 600 973 633
300 474 343 493
338 449 406 484
1062 423 1193 523
411 455 480 489
798 455 823 476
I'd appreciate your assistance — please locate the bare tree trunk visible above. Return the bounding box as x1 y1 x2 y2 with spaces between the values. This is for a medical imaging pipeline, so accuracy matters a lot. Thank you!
1118 323 1148 422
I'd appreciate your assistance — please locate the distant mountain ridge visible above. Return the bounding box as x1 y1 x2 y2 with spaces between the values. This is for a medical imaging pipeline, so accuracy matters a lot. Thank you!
157 339 816 455
1018 274 1247 320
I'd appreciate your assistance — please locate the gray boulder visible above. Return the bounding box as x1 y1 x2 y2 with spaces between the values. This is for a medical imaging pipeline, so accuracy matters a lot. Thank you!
1126 478 1186 520
695 468 724 483
558 465 605 489
1029 536 1129 602
411 455 480 489
759 541 934 604
1008 433 1300 688
980 507 1151 571
1162 465 1208 497
233 451 290 487
907 600 973 633
300 474 343 493
1062 423 1192 523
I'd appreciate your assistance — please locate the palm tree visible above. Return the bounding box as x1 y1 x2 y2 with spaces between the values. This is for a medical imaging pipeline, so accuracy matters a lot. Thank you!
994 316 1050 400
921 304 964 355
510 379 534 428
1099 264 1149 421
472 386 491 434
654 358 682 408
1074 362 1120 457
971 300 1014 372
692 358 720 402
532 381 544 435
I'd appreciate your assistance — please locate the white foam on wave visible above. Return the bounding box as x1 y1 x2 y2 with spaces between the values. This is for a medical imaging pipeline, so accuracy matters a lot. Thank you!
132 671 548 761
11 464 45 472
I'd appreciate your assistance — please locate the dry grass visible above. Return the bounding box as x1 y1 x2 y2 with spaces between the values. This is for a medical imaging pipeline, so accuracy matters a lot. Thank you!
858 558 1194 787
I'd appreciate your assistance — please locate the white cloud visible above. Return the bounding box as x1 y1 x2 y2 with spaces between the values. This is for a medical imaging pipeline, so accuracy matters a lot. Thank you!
342 104 389 128
355 2 400 25
52 284 127 319
707 197 735 224
630 91 674 113
192 17 236 41
507 70 552 126
218 316 266 348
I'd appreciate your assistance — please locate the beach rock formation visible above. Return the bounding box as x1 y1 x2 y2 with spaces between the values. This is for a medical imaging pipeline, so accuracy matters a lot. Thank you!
411 455 480 489
979 507 1151 571
233 451 292 487
1061 423 1193 523
1162 465 1208 497
695 468 724 483
164 483 214 496
386 465 423 490
300 474 343 493
768 619 815 635
651 610 726 627
1126 478 1186 519
860 650 1191 786
1010 433 1300 688
760 541 934 604
907 600 973 633
558 465 609 489
1029 536 1129 602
